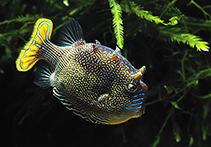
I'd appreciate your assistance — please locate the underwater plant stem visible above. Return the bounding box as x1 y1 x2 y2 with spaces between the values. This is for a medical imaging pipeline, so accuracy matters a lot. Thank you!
151 107 174 147
146 85 190 106
157 107 174 136
160 0 177 18
181 50 188 81
203 5 211 9
51 6 83 35
176 87 190 103
69 7 82 16
175 95 184 103
187 0 211 20
145 99 163 106
18 34 26 42
180 21 211 27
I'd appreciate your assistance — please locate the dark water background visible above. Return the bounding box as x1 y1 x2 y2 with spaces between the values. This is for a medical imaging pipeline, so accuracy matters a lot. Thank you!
1 0 211 147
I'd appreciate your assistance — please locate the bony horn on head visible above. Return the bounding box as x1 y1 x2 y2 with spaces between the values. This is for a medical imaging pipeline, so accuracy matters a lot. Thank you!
133 65 146 80
139 65 146 76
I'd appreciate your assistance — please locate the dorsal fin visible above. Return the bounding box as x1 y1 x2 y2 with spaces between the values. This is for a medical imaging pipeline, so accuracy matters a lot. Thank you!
57 17 83 46
115 46 121 54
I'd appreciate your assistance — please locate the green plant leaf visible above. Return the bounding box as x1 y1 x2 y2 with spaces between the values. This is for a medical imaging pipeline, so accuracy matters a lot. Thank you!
121 1 179 26
171 101 182 110
108 0 124 49
161 27 209 51
0 14 42 26
202 124 210 140
189 136 194 147
150 136 160 147
173 122 181 142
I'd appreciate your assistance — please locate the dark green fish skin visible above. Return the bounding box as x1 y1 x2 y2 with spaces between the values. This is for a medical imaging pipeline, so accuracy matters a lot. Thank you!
16 18 148 125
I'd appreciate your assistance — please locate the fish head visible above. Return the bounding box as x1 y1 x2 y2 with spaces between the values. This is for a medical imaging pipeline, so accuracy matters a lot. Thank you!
104 64 148 124
125 66 148 115
109 65 147 118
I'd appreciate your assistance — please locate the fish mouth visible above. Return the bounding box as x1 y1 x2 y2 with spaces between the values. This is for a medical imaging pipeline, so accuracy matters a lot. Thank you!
139 81 148 94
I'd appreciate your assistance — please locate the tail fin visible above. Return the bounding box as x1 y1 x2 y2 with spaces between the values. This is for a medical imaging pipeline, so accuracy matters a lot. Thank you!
16 18 53 72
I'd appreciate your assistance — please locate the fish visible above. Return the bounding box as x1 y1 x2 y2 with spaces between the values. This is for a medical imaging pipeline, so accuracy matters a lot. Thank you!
16 18 148 125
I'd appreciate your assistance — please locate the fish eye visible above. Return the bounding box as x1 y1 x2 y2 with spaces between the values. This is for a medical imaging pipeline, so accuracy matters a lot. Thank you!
127 83 137 93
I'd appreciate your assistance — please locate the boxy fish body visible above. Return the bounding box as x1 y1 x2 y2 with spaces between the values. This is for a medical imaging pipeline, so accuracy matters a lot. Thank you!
16 18 148 125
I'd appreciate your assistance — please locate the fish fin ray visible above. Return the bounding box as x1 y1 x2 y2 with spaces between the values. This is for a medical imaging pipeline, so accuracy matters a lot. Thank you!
57 17 83 46
16 18 53 72
34 62 55 89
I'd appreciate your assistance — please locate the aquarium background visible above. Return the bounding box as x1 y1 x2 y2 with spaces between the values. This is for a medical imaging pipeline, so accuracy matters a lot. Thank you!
1 0 211 147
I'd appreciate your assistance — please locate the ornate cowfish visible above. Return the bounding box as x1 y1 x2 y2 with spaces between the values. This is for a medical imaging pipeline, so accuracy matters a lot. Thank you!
16 18 148 125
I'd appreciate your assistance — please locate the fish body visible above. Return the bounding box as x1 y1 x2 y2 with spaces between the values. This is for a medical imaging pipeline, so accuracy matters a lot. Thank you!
16 18 148 125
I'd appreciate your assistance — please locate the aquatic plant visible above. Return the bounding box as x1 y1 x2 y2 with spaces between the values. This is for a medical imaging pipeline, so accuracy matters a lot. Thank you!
0 0 211 146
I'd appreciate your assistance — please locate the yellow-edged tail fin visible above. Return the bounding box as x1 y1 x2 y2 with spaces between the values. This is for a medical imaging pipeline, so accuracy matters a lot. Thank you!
16 18 53 72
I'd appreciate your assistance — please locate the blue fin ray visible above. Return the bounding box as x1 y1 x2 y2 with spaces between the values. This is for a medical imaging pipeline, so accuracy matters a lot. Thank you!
34 62 55 89
57 17 83 46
